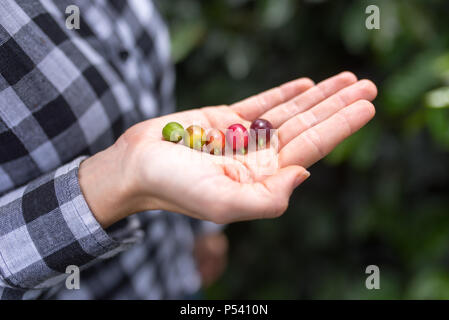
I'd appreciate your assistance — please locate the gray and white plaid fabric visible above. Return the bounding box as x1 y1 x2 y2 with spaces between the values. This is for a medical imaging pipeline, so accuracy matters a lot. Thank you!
0 0 220 300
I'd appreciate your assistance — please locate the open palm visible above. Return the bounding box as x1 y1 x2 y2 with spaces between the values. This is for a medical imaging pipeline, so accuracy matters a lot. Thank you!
124 72 377 224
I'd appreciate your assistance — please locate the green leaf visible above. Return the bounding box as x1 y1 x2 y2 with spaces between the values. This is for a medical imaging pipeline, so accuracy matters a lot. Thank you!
259 0 295 29
382 50 441 116
406 269 449 299
171 21 206 63
340 2 370 54
325 124 379 169
425 86 449 109
426 108 449 150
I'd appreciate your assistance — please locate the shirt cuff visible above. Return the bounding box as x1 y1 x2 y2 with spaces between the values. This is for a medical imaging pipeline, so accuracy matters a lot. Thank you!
60 156 144 260
0 156 144 290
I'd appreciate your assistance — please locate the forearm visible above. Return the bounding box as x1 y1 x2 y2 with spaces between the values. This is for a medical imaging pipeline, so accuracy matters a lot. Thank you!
0 157 142 293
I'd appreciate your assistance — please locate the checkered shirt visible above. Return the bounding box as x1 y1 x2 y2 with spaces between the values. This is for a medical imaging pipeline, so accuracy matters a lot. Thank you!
0 0 219 300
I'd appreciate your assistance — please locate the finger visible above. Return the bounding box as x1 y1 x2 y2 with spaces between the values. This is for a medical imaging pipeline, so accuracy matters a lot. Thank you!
231 78 315 121
279 79 378 148
261 72 358 128
218 166 310 223
280 100 376 168
201 105 250 131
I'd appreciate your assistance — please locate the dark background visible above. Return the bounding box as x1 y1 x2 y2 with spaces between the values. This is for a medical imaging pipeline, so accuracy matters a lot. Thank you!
157 0 449 299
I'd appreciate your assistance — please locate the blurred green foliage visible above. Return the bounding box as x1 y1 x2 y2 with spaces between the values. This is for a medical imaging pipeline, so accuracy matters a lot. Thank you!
156 0 449 299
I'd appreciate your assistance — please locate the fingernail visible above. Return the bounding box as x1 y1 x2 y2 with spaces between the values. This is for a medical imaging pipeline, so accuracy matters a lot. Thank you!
294 170 310 188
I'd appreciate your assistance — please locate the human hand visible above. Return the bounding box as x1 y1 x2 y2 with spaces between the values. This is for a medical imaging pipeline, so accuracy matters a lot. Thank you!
79 72 377 227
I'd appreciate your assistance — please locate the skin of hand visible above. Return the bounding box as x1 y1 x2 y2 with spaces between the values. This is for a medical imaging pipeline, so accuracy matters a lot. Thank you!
79 71 377 228
193 231 229 288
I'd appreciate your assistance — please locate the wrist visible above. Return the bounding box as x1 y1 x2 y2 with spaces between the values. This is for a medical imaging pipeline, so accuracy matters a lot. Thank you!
78 142 143 228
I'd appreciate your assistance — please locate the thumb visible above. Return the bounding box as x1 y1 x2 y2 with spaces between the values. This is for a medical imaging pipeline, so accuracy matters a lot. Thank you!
263 166 311 200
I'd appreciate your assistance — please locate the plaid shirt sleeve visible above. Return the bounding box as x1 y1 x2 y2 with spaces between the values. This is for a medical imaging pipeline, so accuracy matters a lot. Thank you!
0 155 143 297
0 0 160 298
0 0 223 299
